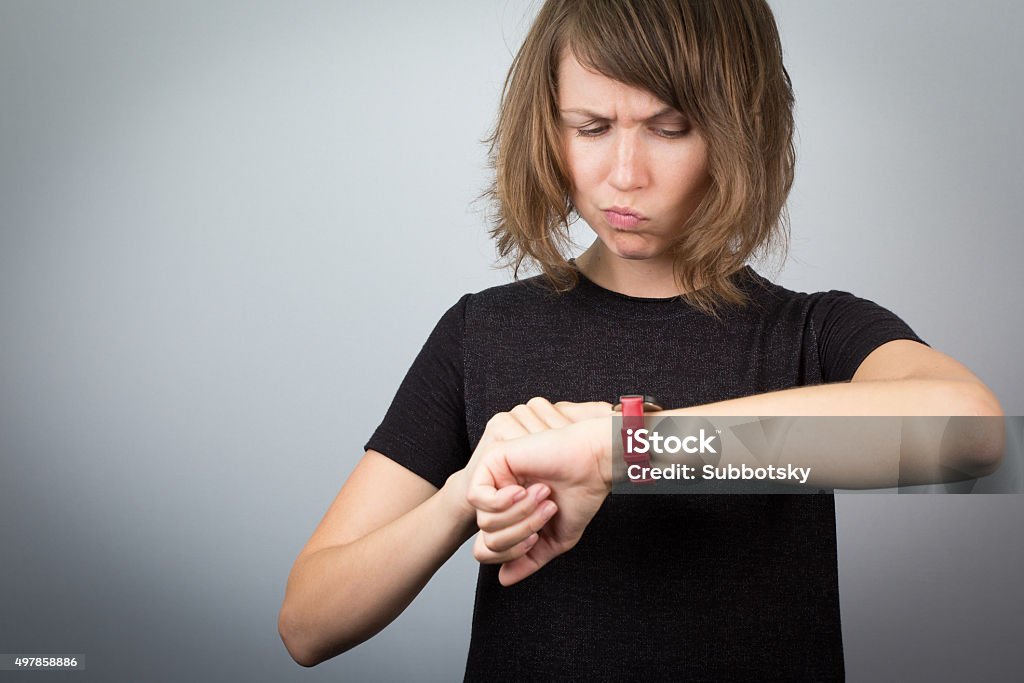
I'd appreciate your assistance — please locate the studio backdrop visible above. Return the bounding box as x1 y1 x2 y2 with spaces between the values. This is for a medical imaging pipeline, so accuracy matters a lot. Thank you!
1 1 1021 681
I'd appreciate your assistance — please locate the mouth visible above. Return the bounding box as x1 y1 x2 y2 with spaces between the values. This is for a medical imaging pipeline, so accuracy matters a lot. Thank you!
602 208 646 230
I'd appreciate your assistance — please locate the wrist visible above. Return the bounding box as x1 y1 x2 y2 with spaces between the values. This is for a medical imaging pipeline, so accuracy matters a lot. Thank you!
441 469 478 540
584 415 616 493
612 395 663 488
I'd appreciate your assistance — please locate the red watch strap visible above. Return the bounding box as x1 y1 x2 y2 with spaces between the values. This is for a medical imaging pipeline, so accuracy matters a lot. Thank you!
619 394 654 485
620 395 644 433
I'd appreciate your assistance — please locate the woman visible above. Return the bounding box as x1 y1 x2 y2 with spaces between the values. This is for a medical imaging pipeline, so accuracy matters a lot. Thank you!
279 1 1002 679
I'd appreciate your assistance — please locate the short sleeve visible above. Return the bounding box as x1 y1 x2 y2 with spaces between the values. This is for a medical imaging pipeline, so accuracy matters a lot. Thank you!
363 294 472 489
809 291 929 383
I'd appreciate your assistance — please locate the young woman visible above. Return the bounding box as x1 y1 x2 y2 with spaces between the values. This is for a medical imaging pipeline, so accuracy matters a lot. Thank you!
279 1 1003 679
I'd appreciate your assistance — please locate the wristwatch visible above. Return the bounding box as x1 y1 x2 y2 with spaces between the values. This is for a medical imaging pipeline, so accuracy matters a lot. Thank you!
614 395 663 485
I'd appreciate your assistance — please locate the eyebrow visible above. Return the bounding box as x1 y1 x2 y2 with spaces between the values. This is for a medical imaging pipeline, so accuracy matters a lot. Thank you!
558 106 685 122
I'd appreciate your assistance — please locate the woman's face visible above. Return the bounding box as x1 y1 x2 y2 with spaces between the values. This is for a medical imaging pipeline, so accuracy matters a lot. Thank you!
557 50 712 263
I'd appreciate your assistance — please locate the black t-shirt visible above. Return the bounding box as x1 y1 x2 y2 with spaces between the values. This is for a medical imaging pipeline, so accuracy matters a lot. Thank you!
365 266 925 682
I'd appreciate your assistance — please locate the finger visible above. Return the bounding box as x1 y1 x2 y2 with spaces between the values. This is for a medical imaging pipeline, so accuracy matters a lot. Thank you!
494 483 529 509
481 411 529 446
473 530 540 565
510 404 548 434
467 475 525 513
477 482 550 531
525 397 572 430
555 400 614 423
498 534 562 586
479 499 558 553
467 439 534 511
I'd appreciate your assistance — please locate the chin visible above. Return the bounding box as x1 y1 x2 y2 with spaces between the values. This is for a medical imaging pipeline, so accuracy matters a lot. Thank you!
605 231 664 260
614 248 657 260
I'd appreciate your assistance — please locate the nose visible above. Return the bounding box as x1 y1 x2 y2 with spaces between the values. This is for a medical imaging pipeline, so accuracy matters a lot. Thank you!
608 129 648 193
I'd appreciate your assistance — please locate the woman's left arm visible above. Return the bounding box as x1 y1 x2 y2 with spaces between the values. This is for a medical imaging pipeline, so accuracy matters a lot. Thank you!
652 339 1006 488
469 340 1007 584
663 340 1003 418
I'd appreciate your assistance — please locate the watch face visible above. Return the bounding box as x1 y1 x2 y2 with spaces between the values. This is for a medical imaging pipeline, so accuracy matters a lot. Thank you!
641 397 663 412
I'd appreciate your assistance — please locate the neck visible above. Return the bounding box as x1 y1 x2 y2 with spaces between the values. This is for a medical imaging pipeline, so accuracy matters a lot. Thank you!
574 242 690 298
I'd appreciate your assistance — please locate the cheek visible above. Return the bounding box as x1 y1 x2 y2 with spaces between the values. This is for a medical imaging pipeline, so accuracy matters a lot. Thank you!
565 147 599 188
564 135 611 180
667 154 711 198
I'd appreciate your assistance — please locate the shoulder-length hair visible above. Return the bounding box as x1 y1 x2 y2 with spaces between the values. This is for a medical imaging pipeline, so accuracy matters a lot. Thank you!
479 0 795 314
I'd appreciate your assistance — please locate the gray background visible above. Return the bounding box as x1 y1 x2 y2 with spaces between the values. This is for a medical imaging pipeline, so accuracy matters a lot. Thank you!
1 1 1021 681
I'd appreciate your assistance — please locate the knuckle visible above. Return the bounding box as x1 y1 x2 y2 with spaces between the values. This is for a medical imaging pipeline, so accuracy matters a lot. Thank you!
486 412 510 428
479 534 497 553
516 496 536 513
486 532 511 552
526 396 551 409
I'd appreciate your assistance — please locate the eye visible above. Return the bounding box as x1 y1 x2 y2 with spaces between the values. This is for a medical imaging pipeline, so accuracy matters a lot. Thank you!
573 125 691 139
654 128 690 138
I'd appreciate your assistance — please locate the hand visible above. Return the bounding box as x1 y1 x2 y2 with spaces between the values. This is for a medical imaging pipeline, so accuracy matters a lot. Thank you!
444 398 610 544
469 399 611 566
471 481 557 566
468 412 612 586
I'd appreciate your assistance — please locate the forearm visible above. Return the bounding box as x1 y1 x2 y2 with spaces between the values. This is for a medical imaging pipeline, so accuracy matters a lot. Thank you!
279 475 476 666
637 415 1003 489
664 378 1000 418
611 380 1004 489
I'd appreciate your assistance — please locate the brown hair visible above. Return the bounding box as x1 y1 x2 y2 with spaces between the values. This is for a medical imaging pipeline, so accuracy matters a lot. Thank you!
478 0 795 314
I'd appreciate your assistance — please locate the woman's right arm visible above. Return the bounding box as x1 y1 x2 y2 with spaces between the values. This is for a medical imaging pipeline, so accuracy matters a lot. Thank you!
277 450 478 667
278 398 601 666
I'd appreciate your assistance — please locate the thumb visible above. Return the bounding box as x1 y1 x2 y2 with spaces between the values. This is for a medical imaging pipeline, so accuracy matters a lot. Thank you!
468 473 526 514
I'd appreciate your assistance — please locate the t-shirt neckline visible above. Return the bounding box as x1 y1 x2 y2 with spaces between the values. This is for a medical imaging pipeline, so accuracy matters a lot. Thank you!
566 259 757 321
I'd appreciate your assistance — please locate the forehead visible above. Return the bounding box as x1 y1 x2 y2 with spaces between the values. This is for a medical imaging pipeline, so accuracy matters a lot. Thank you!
556 49 680 121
